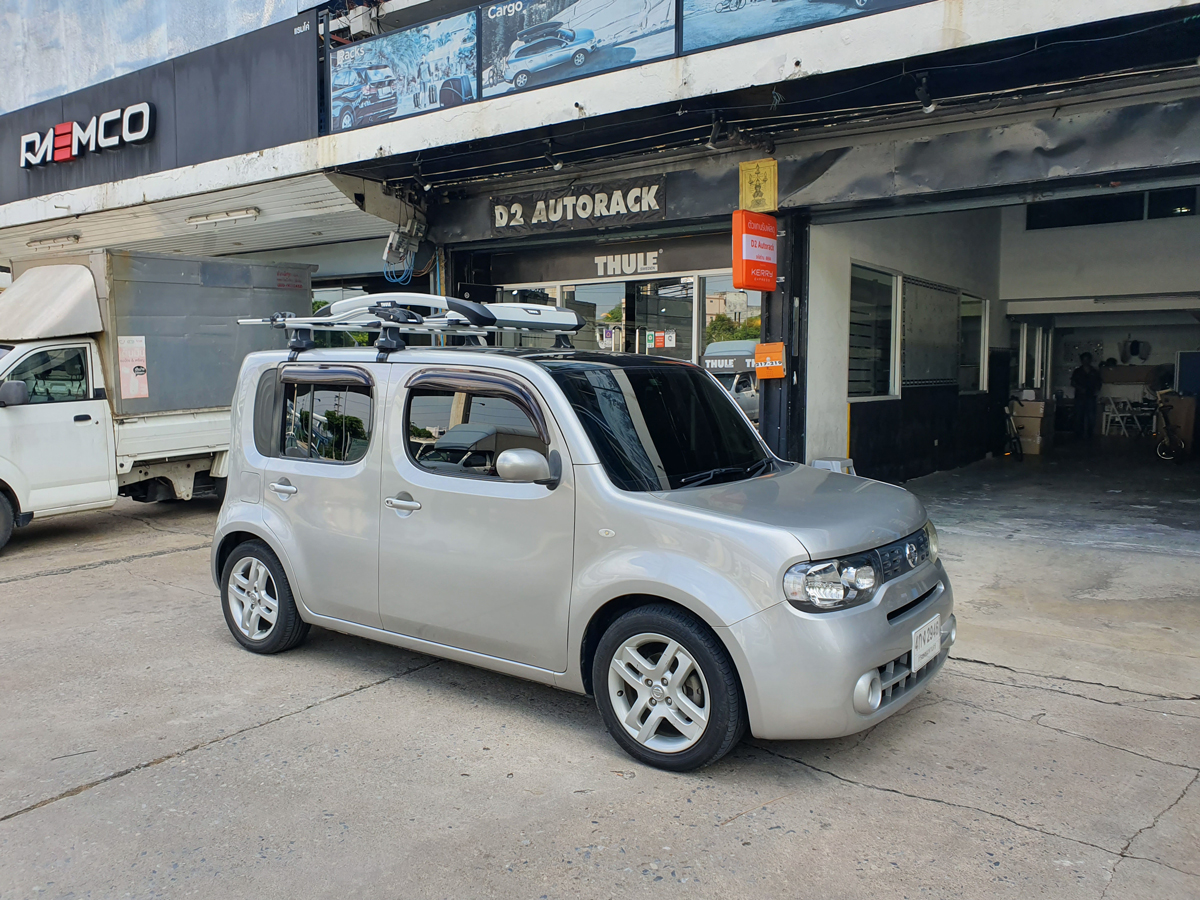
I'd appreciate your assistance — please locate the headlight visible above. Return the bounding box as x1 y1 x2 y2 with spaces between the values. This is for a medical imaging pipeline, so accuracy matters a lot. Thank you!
924 521 939 563
784 555 879 613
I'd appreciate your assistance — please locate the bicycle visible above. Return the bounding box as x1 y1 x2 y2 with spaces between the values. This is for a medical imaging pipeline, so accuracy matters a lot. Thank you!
715 0 746 11
1004 397 1024 461
1154 390 1185 461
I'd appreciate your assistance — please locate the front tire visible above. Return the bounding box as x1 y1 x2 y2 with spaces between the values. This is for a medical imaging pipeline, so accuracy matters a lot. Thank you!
220 541 310 654
572 50 588 68
593 604 745 771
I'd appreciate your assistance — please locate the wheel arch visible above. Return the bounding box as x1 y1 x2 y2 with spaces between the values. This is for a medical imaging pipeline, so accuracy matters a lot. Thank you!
212 525 311 618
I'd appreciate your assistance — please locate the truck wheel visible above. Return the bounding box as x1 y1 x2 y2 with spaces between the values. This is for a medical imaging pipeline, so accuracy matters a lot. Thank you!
220 540 310 654
592 604 746 771
0 493 13 553
214 477 228 505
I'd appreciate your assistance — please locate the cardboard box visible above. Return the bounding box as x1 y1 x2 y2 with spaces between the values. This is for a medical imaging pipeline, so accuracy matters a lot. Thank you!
1019 434 1049 455
1013 414 1053 440
1009 399 1054 418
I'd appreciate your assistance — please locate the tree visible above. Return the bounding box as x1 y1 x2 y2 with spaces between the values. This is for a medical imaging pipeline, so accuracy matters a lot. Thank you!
705 314 737 346
734 316 761 341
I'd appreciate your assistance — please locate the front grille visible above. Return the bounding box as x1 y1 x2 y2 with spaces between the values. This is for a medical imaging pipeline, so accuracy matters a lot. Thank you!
875 528 930 584
878 647 942 709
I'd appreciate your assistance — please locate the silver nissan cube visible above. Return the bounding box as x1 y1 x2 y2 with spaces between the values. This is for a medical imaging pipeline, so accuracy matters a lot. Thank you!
213 345 954 771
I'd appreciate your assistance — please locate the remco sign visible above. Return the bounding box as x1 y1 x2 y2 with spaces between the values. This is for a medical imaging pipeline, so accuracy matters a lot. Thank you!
19 102 154 168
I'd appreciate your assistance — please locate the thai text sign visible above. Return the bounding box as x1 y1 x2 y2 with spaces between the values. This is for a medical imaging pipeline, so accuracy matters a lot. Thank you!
491 177 666 234
732 210 777 292
754 342 786 380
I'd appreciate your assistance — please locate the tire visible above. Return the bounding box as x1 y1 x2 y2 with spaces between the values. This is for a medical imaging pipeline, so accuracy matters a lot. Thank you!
220 540 310 654
0 493 13 553
572 50 588 68
338 107 355 131
592 604 746 771
214 477 228 506
1005 419 1024 461
1157 438 1183 461
513 71 531 90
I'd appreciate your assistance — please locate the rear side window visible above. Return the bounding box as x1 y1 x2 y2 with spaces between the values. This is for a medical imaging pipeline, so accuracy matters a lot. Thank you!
280 382 373 464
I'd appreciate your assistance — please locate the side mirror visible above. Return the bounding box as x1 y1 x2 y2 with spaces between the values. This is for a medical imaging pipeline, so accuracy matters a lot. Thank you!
496 448 553 485
0 381 29 408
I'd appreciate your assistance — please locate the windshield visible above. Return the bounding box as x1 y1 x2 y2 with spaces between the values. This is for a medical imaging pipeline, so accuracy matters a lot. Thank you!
544 362 770 491
713 373 736 389
0 345 11 361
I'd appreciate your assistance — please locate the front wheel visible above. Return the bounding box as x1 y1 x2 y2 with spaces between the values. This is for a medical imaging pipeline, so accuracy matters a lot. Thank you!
0 493 13 553
220 541 310 654
572 50 588 68
593 604 746 771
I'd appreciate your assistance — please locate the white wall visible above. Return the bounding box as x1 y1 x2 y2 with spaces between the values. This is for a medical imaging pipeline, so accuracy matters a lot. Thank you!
1000 205 1200 300
806 208 1002 462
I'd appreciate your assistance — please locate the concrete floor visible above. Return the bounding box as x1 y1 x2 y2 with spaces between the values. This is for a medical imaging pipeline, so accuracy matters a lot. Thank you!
0 448 1197 899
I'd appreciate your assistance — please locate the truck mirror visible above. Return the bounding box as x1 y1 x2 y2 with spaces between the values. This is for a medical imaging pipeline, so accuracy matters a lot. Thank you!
0 381 29 408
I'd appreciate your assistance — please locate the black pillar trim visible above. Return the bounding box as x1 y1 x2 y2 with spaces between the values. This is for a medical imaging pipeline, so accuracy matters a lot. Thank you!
759 213 809 462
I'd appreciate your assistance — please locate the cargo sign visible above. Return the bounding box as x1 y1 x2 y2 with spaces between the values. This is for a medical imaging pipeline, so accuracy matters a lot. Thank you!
732 210 777 292
19 102 154 168
491 177 666 234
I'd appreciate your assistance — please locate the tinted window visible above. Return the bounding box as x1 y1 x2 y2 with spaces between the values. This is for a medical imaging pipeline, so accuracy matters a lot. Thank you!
407 387 548 478
5 347 88 403
0 345 11 360
545 363 769 491
280 382 372 463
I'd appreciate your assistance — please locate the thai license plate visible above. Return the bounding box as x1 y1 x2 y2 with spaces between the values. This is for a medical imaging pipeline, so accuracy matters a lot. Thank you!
911 614 941 673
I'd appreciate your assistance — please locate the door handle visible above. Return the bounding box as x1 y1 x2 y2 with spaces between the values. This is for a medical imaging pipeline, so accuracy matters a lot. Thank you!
384 496 421 511
74 414 91 422
268 482 299 496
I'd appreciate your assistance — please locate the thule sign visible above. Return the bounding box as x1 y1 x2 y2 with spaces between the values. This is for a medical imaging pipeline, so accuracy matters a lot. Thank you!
19 102 154 168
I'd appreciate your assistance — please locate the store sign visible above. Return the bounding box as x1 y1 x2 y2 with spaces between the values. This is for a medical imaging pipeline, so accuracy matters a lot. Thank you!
492 177 666 235
19 102 154 168
732 209 777 292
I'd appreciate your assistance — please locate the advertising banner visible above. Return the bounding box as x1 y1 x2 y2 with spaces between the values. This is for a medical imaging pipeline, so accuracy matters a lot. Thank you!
491 176 666 235
330 11 478 133
481 0 675 98
682 0 932 55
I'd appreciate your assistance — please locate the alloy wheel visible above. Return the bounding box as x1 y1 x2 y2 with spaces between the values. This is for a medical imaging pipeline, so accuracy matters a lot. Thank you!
607 632 710 753
227 557 280 642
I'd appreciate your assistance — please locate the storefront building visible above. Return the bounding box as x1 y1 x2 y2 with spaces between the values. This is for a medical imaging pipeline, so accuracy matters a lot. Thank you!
3 1 1200 480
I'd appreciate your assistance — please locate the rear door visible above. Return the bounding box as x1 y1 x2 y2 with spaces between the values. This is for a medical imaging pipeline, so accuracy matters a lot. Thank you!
377 366 575 671
0 344 114 511
261 363 385 628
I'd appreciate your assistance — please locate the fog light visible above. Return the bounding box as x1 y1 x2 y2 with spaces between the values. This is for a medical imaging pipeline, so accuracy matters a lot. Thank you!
853 670 883 715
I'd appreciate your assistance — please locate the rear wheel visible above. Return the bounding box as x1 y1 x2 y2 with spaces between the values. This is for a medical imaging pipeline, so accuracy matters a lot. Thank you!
0 493 13 553
513 71 531 89
1157 437 1183 461
220 541 309 654
593 604 745 771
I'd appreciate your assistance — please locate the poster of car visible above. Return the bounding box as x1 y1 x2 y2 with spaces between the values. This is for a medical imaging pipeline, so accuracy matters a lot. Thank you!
330 11 478 133
481 0 675 98
682 0 931 55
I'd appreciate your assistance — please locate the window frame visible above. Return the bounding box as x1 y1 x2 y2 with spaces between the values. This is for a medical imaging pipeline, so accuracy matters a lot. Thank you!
958 294 990 395
272 364 376 465
3 343 93 405
847 262 902 404
402 368 553 482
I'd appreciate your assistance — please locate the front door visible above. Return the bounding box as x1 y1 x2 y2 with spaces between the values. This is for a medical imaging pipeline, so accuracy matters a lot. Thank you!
261 364 384 627
0 344 114 511
377 366 575 672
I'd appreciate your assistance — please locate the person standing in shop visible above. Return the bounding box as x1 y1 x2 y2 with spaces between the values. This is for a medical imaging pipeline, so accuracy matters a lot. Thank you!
1071 352 1103 439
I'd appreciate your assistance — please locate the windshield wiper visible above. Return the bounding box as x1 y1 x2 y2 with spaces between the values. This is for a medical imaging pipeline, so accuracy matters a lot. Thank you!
679 457 772 488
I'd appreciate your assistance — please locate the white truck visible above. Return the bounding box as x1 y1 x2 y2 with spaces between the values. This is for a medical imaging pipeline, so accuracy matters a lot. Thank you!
0 250 312 552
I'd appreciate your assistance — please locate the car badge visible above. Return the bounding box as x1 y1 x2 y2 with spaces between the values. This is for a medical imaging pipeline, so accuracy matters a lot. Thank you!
905 543 919 568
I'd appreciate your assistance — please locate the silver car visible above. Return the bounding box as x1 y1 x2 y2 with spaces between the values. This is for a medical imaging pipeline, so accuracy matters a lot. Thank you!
213 347 954 771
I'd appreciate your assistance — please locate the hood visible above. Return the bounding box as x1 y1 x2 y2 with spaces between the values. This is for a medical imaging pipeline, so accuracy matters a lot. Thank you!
659 464 927 560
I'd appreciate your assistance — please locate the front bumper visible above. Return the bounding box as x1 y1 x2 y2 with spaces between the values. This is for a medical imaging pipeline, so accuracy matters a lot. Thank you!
723 558 955 741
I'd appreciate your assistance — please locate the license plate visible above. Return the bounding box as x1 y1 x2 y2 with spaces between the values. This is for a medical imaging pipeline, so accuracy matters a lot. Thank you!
911 614 941 673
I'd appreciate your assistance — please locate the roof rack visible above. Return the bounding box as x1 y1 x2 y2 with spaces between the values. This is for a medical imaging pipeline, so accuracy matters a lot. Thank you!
238 292 586 361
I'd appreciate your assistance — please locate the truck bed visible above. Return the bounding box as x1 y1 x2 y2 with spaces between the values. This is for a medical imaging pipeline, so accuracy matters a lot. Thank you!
114 409 232 466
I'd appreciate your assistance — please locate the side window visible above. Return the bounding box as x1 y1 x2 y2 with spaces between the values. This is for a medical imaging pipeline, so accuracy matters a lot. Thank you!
407 387 549 479
5 347 89 404
279 381 373 463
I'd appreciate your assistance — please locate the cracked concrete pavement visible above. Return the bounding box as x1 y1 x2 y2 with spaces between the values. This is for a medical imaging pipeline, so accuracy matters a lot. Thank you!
0 451 1197 898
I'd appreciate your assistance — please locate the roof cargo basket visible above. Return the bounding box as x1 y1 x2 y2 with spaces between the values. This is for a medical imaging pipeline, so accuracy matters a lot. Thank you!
239 292 585 360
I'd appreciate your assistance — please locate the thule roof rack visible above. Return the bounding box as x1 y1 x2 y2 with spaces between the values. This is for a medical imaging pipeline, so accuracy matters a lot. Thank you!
238 292 586 361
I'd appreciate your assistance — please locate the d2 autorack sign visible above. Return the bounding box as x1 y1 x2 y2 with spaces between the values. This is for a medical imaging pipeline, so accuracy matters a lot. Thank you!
19 102 154 168
491 177 666 235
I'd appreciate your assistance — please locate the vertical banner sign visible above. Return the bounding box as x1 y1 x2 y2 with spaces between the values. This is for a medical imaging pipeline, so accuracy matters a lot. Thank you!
732 210 777 292
118 335 150 399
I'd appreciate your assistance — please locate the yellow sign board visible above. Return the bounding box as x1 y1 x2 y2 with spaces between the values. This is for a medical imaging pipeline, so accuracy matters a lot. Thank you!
739 159 778 213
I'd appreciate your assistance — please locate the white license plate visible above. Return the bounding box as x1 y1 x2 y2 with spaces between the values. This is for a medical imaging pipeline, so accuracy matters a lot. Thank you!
911 614 941 673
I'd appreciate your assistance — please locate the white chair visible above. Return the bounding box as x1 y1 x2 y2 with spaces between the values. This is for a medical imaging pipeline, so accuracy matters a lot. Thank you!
1102 397 1138 436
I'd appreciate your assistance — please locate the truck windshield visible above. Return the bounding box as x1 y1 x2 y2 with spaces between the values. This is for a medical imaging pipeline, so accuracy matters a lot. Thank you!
543 362 771 492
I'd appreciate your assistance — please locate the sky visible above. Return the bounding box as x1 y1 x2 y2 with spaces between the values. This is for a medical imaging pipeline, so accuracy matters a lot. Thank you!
1 0 297 114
